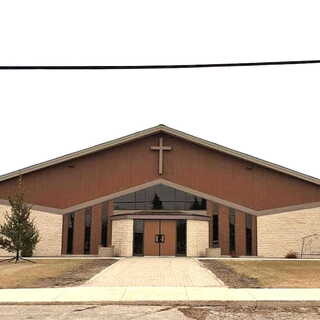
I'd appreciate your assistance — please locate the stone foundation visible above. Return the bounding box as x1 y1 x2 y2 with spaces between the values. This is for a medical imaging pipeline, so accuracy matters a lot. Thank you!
187 220 209 256
111 219 133 256
206 247 221 257
98 246 114 257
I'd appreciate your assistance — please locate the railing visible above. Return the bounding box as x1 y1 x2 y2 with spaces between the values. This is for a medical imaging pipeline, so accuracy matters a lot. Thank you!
300 233 320 258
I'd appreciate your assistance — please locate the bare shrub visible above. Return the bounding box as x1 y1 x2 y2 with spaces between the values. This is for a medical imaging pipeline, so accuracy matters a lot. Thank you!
285 251 298 259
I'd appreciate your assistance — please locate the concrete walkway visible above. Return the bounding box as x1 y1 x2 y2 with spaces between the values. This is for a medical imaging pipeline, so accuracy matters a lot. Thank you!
83 257 224 287
0 287 320 306
1 257 320 306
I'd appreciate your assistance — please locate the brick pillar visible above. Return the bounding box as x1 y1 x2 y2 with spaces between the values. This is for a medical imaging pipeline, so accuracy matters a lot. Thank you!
90 204 102 255
107 200 113 247
73 209 85 254
252 215 257 256
207 201 213 247
61 214 69 254
219 205 229 255
235 211 246 256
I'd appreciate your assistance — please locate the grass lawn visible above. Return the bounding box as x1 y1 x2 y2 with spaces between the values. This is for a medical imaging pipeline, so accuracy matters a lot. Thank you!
0 259 116 289
201 260 320 288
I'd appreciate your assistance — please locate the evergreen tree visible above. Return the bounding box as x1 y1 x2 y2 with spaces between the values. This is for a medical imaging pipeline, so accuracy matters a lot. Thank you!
200 198 207 210
152 193 163 209
190 197 201 210
0 191 40 263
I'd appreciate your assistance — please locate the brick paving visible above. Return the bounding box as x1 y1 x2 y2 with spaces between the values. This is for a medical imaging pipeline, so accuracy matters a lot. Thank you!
83 257 224 287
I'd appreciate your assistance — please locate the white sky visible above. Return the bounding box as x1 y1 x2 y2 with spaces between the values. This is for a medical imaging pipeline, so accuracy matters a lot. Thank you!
0 1 319 179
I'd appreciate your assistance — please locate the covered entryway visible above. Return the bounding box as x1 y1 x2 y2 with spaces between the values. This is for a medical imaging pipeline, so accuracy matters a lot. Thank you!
133 219 187 256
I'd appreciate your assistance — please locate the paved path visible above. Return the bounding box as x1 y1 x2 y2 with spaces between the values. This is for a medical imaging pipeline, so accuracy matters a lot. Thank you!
2 305 320 320
83 257 224 287
0 287 320 306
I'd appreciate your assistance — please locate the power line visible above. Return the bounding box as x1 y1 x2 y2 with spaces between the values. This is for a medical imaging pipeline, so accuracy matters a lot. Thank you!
0 59 320 70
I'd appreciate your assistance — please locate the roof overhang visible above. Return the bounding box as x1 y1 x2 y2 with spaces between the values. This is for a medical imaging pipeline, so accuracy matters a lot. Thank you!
0 124 319 185
1 178 319 217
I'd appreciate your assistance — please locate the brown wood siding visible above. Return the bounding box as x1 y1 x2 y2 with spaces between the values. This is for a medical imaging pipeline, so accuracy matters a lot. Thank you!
61 214 69 255
235 211 246 256
0 133 318 211
219 205 229 255
73 209 85 254
90 204 102 255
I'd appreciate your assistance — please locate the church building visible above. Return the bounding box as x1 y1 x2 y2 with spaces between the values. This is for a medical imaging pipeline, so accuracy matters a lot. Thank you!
0 125 319 258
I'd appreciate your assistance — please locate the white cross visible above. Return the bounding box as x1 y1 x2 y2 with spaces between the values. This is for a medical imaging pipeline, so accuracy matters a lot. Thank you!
150 137 172 175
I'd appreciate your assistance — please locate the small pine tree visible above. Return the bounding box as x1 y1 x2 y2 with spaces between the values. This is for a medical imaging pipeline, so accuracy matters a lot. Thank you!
0 192 40 263
200 198 207 210
152 193 163 209
190 197 201 210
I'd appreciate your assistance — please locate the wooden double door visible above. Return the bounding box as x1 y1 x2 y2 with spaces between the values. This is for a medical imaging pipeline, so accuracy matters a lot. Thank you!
144 220 176 256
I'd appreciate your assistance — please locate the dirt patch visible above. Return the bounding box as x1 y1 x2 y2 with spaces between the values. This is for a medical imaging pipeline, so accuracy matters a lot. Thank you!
0 259 117 289
221 260 320 288
200 260 260 288
178 307 210 320
201 259 320 288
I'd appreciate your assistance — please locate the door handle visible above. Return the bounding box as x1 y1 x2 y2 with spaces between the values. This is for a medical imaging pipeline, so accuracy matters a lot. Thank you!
154 234 165 243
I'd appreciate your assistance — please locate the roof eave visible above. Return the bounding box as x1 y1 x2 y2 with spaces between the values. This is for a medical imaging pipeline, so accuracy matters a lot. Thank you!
0 124 319 185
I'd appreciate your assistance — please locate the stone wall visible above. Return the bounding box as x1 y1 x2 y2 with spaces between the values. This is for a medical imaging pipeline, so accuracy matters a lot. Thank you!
111 219 133 256
0 204 62 256
187 220 209 256
257 207 320 257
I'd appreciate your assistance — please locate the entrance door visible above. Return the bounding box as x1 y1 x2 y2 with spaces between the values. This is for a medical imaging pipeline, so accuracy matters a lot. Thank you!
144 220 176 256
159 220 176 256
144 220 160 256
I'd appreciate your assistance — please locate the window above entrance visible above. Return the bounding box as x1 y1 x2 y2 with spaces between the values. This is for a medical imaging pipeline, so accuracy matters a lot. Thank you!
113 184 206 211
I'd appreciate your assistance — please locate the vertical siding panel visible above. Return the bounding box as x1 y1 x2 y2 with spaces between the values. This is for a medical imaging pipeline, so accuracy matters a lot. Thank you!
61 214 69 254
73 209 85 254
219 205 229 255
90 204 102 255
0 133 318 211
235 211 246 256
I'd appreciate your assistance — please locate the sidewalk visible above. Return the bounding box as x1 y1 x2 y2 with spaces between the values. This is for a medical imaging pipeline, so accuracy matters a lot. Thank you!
83 257 224 287
0 287 320 306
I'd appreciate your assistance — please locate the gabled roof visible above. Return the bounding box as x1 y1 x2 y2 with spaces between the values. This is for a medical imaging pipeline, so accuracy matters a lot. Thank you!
0 124 319 185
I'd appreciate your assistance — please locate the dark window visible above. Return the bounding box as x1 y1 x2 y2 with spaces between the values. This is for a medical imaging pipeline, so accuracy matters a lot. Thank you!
211 203 219 248
84 208 92 254
67 213 74 254
133 220 144 255
113 184 206 211
101 202 108 247
246 214 253 256
212 215 219 247
229 208 236 253
176 220 186 255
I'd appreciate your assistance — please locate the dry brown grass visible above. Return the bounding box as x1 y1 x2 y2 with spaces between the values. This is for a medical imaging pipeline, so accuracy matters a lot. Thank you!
222 260 320 288
0 259 116 289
